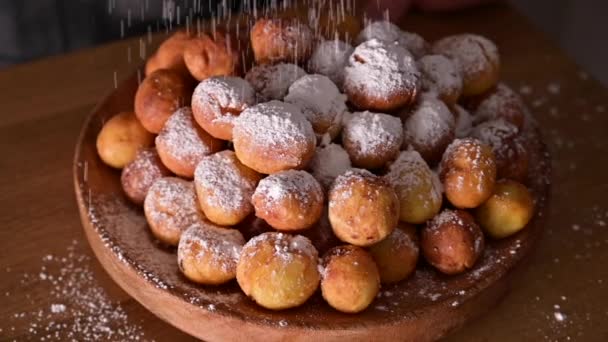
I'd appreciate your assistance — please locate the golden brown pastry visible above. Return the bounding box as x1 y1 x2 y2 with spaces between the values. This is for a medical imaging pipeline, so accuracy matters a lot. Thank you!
432 34 500 96
417 54 463 105
384 150 442 224
232 100 316 174
177 221 245 285
402 94 455 165
194 150 261 226
252 170 324 231
250 18 313 65
421 209 484 275
96 111 154 169
236 232 320 310
328 169 399 246
321 245 380 313
183 31 240 81
440 138 497 209
475 179 535 239
342 111 403 169
121 148 172 205
344 39 420 111
191 76 255 140
368 223 419 284
145 30 194 77
155 107 224 178
144 177 205 246
134 69 192 134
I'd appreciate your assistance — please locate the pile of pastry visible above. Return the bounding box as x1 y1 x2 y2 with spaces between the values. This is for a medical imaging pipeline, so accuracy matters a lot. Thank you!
96 17 535 313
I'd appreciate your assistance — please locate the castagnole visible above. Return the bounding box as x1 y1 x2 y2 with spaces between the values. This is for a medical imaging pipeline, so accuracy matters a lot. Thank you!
96 111 154 169
250 18 313 65
121 148 171 205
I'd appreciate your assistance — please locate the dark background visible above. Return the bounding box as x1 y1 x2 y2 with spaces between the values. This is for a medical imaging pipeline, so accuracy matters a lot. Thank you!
0 0 606 86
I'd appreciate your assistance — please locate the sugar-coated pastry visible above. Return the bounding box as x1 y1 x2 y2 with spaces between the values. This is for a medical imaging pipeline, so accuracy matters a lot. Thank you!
452 104 473 138
250 18 313 65
440 138 497 209
191 76 255 140
356 21 428 59
432 34 500 96
472 83 526 130
475 180 535 239
368 223 419 283
134 69 193 133
155 107 224 178
232 100 316 174
145 30 193 77
244 63 307 102
320 245 380 313
96 111 154 169
309 143 352 189
236 232 320 310
402 95 455 165
284 74 347 139
328 169 399 246
421 209 484 275
144 177 205 246
344 39 420 111
384 150 442 224
183 31 239 81
194 150 261 226
417 54 463 105
342 111 403 169
177 221 245 285
252 170 324 231
471 119 529 182
121 148 172 205
308 39 354 89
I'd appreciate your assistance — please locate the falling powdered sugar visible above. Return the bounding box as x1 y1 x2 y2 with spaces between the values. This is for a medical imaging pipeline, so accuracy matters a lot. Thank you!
308 39 354 88
192 76 255 124
245 63 307 102
356 20 428 58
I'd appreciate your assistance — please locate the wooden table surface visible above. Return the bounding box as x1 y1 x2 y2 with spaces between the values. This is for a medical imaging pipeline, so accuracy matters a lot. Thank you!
1 3 607 341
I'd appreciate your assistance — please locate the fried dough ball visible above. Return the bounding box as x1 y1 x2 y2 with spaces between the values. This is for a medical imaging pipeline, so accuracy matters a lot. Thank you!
244 63 307 102
417 54 463 105
471 119 529 182
236 232 320 310
440 138 497 209
320 245 380 313
432 34 500 96
475 180 535 239
250 18 313 65
194 151 261 226
155 107 224 178
344 39 420 111
183 31 239 81
252 170 324 231
328 169 399 246
96 111 154 169
121 148 171 205
191 76 255 140
284 74 347 140
402 94 455 165
421 209 484 275
356 21 429 59
471 83 526 130
342 111 403 169
144 177 205 246
368 223 419 284
384 150 442 224
134 69 193 133
145 30 193 77
309 143 352 190
308 39 354 89
177 221 245 285
232 101 316 174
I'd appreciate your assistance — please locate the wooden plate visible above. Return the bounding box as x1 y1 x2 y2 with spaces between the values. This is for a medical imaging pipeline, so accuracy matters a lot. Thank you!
73 73 551 342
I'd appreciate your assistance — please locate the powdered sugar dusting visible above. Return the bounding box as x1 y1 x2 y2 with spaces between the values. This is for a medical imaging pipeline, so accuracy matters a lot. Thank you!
253 170 322 209
403 95 455 150
310 143 352 189
243 232 319 262
356 21 427 58
194 151 258 211
432 34 499 79
192 76 255 124
344 39 419 100
417 54 463 99
343 111 403 155
120 148 170 203
308 39 354 88
474 83 526 125
385 150 442 207
245 63 307 101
